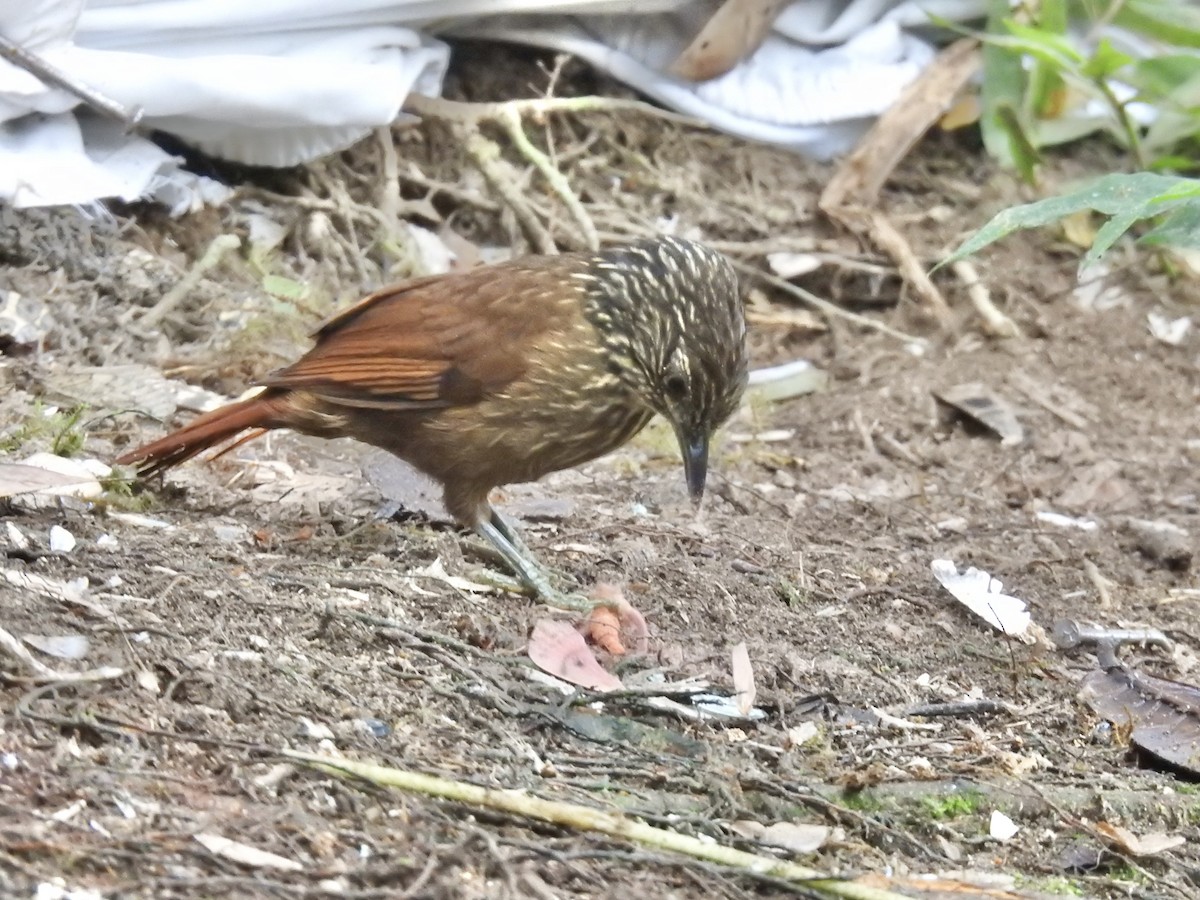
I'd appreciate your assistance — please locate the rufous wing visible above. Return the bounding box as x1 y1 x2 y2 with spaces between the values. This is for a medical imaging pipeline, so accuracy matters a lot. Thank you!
262 259 577 411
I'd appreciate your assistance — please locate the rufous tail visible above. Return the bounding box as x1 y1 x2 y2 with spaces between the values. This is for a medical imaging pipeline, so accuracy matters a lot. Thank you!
115 391 291 477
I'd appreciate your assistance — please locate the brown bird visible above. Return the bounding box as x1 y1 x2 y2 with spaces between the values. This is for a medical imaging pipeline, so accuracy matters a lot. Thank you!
116 236 748 609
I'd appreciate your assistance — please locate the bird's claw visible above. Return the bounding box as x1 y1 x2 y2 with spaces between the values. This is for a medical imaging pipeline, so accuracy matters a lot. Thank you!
470 566 594 612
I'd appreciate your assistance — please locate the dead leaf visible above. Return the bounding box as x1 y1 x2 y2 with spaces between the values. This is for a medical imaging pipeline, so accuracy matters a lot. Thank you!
934 382 1024 445
1056 460 1136 512
527 620 621 692
7 453 109 507
938 93 980 130
1061 210 1097 249
194 833 304 872
0 463 94 499
408 558 494 595
1095 822 1184 857
746 360 829 403
4 570 92 606
731 641 756 716
106 511 175 530
931 560 1033 641
46 364 227 419
1080 664 1200 777
583 606 625 654
23 634 89 660
438 226 483 271
669 0 787 81
759 821 831 855
587 583 649 656
1147 312 1190 346
765 252 822 279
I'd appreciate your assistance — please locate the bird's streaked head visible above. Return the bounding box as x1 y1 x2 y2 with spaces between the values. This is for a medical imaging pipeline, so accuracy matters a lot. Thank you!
582 236 749 501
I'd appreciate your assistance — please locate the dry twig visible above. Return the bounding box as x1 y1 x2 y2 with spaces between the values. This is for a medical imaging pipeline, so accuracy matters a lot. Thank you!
733 261 927 346
406 94 705 254
951 259 1021 337
286 749 913 900
820 39 982 327
123 233 240 331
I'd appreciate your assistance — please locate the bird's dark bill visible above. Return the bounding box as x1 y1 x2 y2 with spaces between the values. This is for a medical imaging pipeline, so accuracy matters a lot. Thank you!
680 432 709 501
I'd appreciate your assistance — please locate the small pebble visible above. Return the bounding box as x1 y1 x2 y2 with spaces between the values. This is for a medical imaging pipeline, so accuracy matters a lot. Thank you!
359 718 390 739
1125 517 1192 571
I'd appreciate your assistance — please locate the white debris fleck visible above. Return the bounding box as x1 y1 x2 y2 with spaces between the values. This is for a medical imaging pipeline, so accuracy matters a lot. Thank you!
1036 511 1098 531
49 525 77 553
1147 312 1190 346
990 810 1020 841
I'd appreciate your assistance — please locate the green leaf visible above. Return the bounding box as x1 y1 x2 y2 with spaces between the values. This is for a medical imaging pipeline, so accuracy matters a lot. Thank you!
262 275 308 300
1027 113 1119 149
1140 202 1200 248
1027 0 1069 117
1112 0 1200 48
937 173 1200 270
997 21 1086 69
993 104 1042 183
1150 154 1200 173
1124 54 1200 99
1143 108 1200 158
980 0 1027 167
1080 39 1135 80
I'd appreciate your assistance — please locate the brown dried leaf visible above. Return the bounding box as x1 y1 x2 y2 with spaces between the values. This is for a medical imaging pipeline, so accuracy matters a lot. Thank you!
669 0 787 82
1080 664 1200 776
731 641 756 715
1095 822 1185 857
934 382 1024 446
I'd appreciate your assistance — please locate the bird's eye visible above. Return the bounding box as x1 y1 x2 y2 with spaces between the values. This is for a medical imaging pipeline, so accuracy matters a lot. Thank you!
664 373 689 400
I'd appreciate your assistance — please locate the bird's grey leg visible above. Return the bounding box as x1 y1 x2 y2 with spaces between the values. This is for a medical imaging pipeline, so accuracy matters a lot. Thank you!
486 508 543 569
474 506 590 611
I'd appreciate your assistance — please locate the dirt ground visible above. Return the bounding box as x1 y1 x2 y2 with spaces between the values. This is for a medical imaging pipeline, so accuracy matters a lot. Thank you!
3 47 1200 900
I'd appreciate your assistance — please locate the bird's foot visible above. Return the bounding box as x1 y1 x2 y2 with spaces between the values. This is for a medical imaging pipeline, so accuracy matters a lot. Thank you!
469 565 593 612
472 509 648 651
474 513 588 607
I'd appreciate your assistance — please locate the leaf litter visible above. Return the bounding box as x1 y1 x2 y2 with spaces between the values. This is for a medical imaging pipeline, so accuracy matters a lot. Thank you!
2 51 1200 899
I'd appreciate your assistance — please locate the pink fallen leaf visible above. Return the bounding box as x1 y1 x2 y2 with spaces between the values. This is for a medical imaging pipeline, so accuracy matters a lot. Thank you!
528 620 621 691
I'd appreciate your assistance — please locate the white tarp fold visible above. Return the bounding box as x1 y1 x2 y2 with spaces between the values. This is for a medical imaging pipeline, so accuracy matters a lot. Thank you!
0 0 986 209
